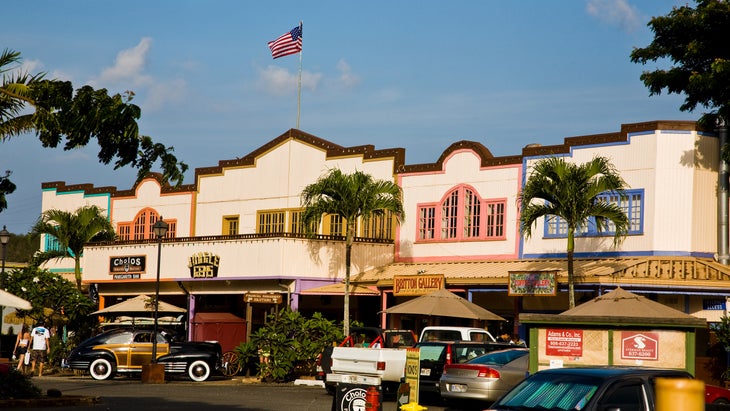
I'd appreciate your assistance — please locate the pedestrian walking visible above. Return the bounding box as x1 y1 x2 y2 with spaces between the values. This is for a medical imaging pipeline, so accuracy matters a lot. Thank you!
29 322 51 377
13 325 31 373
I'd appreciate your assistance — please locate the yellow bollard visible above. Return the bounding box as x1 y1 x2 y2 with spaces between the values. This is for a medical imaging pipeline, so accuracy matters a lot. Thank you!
399 401 427 411
655 378 704 411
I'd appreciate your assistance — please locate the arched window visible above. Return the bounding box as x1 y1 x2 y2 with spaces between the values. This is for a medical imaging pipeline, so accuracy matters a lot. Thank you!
417 185 506 242
117 208 176 240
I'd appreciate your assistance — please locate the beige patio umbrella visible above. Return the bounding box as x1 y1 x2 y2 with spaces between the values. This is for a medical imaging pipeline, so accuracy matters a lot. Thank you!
384 288 506 321
91 295 186 315
560 286 699 320
0 289 32 310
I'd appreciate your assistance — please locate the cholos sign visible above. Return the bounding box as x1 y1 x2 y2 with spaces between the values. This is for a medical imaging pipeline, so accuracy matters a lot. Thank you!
109 256 146 274
188 252 220 278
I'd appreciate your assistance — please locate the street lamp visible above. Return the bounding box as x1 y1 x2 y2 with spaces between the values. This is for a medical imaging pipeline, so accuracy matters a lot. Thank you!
0 225 9 289
151 218 168 363
0 225 9 353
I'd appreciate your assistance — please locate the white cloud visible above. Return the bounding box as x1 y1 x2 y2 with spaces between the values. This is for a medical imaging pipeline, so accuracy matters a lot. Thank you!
144 78 187 110
586 0 642 33
258 65 322 96
336 59 360 89
96 37 153 87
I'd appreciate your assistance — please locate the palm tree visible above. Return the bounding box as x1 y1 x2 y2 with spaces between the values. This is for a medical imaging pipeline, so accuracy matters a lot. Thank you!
301 169 404 336
519 156 630 309
32 205 116 290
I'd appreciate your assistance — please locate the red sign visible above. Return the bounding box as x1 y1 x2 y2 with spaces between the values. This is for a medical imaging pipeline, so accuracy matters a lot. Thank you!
621 332 658 360
545 329 583 357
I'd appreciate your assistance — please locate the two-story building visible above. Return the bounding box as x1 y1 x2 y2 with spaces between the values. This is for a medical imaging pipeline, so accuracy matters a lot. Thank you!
38 121 730 340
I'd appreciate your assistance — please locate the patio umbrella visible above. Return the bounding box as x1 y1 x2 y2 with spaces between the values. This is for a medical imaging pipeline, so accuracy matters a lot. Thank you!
91 294 187 315
0 289 32 310
383 288 506 321
560 286 699 320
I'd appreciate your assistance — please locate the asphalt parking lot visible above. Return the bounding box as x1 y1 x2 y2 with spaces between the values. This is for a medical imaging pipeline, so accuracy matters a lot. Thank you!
22 375 458 411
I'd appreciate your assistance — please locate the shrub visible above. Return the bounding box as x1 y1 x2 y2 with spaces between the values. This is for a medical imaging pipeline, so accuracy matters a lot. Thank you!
0 368 42 400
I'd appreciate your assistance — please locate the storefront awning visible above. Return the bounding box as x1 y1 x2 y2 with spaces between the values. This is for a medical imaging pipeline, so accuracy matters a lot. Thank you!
300 283 380 296
350 256 730 291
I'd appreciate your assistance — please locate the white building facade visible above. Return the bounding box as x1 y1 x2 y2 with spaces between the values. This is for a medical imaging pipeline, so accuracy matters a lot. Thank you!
38 122 730 338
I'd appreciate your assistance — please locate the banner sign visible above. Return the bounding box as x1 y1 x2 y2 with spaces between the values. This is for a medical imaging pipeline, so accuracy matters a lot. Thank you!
508 272 557 296
393 274 444 296
546 329 583 357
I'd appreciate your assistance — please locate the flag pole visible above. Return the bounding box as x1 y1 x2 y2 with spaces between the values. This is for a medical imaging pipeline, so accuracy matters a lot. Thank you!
296 20 303 129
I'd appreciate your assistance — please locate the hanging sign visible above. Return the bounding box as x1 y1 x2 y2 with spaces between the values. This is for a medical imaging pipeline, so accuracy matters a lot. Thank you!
508 271 557 296
244 293 283 304
393 274 444 296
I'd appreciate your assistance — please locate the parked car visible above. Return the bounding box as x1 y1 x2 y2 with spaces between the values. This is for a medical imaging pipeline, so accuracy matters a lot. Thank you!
486 366 723 411
706 383 730 404
415 340 514 395
64 327 222 382
419 326 496 343
439 348 529 404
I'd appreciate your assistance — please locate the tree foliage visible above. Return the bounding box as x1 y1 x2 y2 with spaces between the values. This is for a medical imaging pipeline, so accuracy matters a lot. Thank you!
300 169 404 337
4 266 96 333
519 156 630 308
242 309 343 382
32 205 116 290
0 48 188 213
630 0 730 129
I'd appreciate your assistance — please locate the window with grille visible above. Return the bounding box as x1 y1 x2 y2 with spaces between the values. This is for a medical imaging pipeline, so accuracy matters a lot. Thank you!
544 189 644 238
416 185 507 242
118 209 177 240
418 206 436 240
257 211 286 234
223 216 239 235
362 211 395 240
117 223 132 241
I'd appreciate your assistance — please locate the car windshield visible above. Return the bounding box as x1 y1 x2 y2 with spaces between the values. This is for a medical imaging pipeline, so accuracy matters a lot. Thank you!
470 349 528 366
418 345 446 361
495 373 601 411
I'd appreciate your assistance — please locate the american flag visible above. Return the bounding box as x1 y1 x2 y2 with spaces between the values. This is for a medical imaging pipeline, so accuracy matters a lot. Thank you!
268 25 303 59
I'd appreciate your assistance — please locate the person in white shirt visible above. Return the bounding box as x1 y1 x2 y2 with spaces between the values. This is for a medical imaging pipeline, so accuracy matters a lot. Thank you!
29 322 51 377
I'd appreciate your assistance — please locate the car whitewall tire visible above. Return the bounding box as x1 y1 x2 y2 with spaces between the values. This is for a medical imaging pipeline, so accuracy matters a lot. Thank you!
89 358 115 380
187 360 211 382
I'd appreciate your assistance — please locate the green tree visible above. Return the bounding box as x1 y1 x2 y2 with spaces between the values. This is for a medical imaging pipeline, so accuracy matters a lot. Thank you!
4 265 98 365
630 0 730 130
300 169 404 337
246 309 342 382
0 49 188 213
32 205 116 290
519 156 630 308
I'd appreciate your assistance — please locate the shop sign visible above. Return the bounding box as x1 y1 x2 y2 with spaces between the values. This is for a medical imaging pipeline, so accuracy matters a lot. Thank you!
621 331 658 361
545 329 583 357
508 271 557 296
188 252 220 278
244 293 283 304
109 256 146 278
404 348 420 405
393 274 444 296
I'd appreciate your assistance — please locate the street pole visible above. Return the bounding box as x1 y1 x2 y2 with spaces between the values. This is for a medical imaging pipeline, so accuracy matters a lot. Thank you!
151 218 168 363
0 225 10 357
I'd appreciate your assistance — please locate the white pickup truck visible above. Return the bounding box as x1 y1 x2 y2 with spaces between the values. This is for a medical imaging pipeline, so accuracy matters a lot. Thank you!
326 346 408 387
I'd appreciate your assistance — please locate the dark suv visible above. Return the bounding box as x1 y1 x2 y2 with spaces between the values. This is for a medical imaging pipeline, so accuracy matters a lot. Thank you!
415 341 514 395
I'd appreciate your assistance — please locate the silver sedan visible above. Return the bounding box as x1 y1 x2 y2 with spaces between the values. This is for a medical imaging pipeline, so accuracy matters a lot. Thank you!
439 348 529 404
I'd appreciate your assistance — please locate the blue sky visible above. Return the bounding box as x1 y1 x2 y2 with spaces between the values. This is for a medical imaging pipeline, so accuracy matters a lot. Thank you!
1 0 697 234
